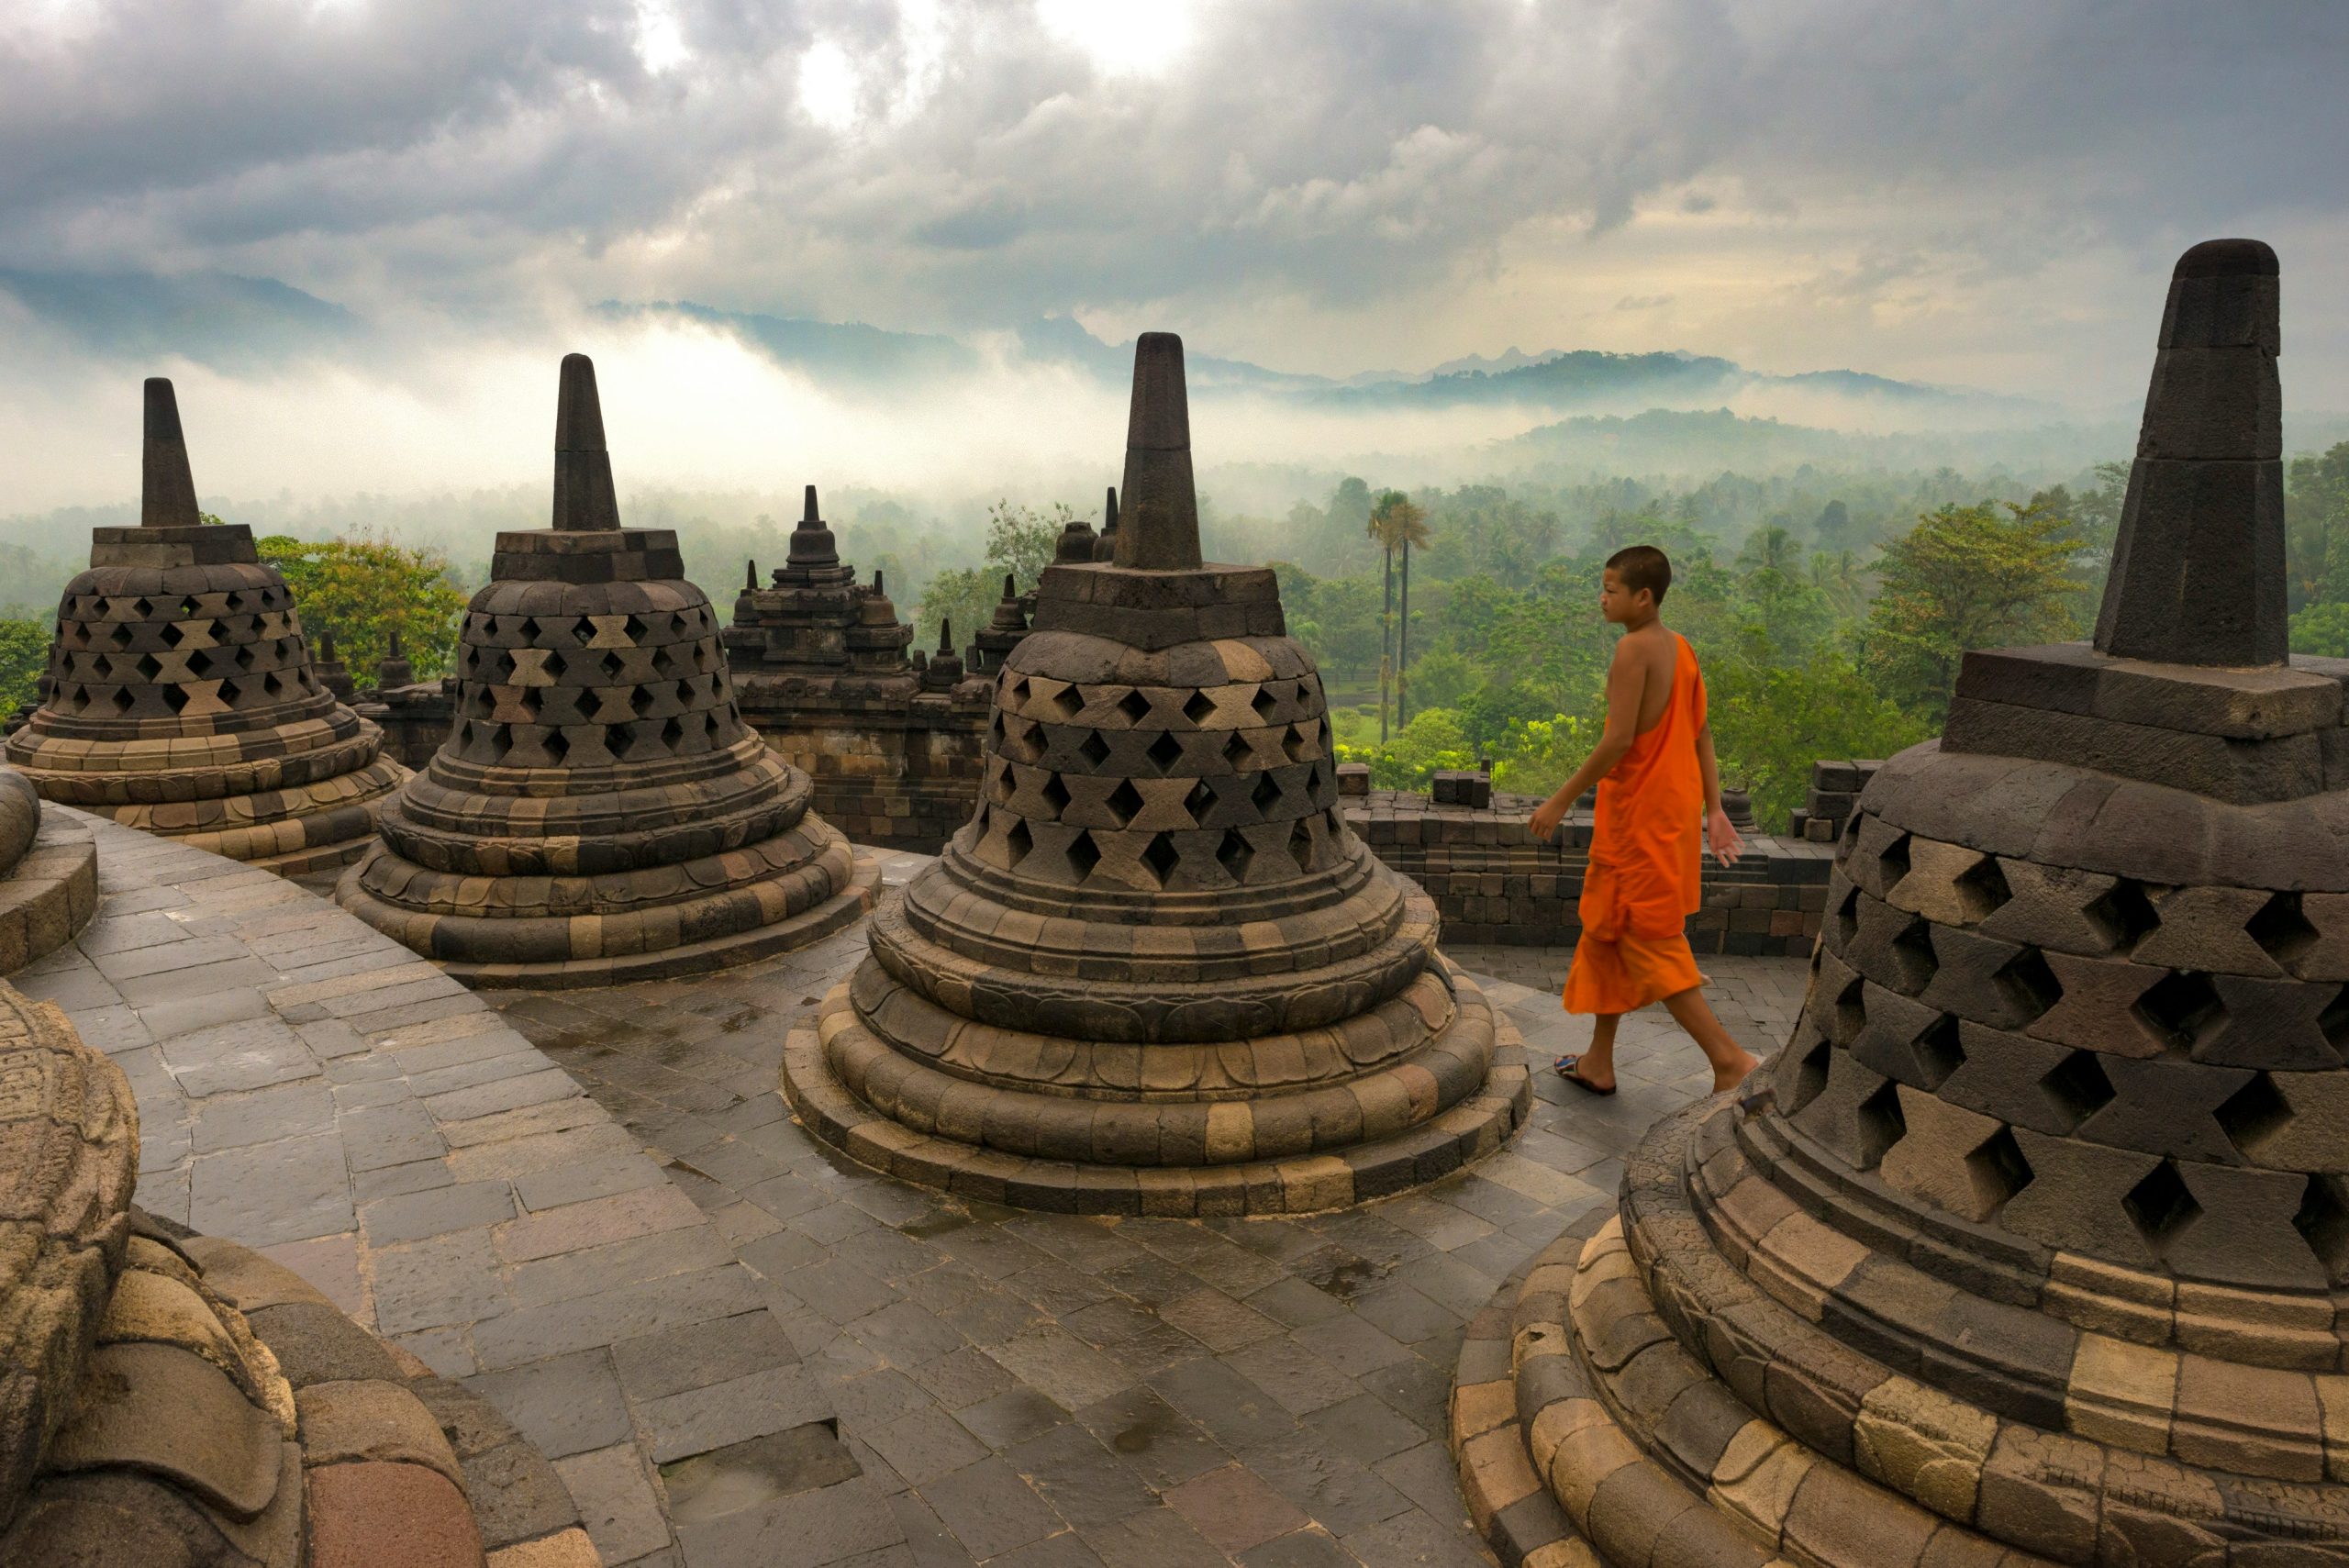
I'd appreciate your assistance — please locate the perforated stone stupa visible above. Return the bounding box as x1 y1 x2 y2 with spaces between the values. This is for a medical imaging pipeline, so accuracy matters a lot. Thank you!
783 333 1529 1215
1453 239 2349 1566
337 354 876 986
5 380 406 874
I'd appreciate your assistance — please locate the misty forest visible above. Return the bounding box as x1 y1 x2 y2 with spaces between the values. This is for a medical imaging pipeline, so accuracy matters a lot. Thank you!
7 429 2348 831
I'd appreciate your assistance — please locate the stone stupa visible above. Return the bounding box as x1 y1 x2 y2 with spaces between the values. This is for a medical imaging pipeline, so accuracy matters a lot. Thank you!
5 380 406 874
336 354 876 987
1453 239 2349 1566
783 333 1528 1215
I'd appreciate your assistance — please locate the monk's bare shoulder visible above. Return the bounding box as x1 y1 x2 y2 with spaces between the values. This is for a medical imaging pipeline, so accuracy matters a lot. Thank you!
1626 622 1675 678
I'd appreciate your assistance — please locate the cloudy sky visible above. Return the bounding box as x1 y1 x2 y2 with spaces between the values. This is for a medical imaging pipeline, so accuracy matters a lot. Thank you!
3 0 2346 507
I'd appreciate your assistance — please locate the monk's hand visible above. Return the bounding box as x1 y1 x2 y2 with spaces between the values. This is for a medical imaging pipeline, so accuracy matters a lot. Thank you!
1529 795 1567 842
1707 806 1742 866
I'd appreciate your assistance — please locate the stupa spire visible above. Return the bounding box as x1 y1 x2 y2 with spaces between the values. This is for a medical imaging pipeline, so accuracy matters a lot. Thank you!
140 378 201 528
2093 238 2285 666
550 353 621 531
1111 333 1201 571
1094 484 1119 562
788 484 839 568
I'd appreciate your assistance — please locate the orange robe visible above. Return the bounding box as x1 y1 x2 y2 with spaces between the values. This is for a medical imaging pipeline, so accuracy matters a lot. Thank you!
1563 632 1708 1016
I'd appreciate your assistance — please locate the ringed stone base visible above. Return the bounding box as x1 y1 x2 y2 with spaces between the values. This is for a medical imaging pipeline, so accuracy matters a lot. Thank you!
340 846 880 990
782 956 1532 1216
17 710 408 878
1452 1094 2349 1568
0 810 99 975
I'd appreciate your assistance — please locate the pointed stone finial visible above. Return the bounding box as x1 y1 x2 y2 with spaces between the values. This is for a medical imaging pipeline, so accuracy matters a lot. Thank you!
1094 485 1119 562
788 484 839 568
746 559 759 590
387 628 403 657
551 354 622 532
985 573 1029 638
938 617 953 655
2093 239 2285 667
141 378 202 528
317 626 338 661
873 569 886 597
1112 334 1202 572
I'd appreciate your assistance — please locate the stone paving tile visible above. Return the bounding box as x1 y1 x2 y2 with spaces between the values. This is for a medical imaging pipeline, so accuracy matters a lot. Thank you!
21 811 896 1567
51 828 1796 1565
480 844 1799 1568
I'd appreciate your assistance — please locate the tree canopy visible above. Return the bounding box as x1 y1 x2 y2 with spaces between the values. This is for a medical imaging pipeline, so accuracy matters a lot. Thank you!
254 533 470 680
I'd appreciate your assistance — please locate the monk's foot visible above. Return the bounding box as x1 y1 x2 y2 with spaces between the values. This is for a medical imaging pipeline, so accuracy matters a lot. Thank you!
1554 1055 1617 1095
1711 1049 1761 1095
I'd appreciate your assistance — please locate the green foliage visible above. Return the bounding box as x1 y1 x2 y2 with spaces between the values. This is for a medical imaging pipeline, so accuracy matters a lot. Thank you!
0 618 50 716
2290 600 2349 658
1287 477 2096 834
1337 707 1474 789
984 499 1068 587
1404 648 1479 711
2288 441 2349 612
1706 638 1930 828
254 533 468 679
1863 501 2080 724
912 566 999 655
910 499 1077 651
1488 713 1604 797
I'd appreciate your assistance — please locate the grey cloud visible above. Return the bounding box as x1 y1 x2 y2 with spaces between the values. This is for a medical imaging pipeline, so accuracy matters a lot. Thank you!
1 0 2344 382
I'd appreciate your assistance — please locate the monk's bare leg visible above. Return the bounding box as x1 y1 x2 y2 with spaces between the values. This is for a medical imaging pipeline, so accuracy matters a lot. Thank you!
1661 986 1760 1092
1564 1013 1620 1091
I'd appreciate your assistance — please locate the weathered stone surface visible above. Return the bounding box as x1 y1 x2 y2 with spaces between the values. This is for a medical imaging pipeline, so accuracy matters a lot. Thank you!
335 355 877 987
306 1460 484 1568
44 1342 283 1518
295 1379 464 1486
2095 238 2287 668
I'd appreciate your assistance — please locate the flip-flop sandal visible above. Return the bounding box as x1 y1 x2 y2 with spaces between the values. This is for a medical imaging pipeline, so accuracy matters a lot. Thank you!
1553 1055 1617 1095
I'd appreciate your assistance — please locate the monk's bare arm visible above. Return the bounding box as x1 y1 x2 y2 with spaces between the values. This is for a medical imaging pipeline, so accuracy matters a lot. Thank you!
1528 640 1647 840
1696 722 1742 864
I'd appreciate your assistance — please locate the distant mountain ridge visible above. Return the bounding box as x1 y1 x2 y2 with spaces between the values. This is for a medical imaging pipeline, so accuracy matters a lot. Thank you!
0 264 2052 425
0 268 359 370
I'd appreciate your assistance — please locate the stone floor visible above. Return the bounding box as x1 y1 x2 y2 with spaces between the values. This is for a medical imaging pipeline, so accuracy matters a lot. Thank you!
16 813 897 1567
486 850 1812 1568
18 822 1811 1566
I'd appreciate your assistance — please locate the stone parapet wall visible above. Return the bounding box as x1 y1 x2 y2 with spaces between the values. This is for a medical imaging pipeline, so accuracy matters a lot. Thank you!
1344 787 1834 952
356 684 451 771
734 691 991 853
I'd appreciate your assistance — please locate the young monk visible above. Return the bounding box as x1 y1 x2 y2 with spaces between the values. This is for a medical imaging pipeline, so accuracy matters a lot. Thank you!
1528 545 1759 1095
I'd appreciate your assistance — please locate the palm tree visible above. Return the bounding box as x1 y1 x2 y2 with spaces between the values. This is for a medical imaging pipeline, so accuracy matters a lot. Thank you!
1367 495 1397 742
1811 548 1865 614
1737 524 1799 575
1369 492 1431 731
